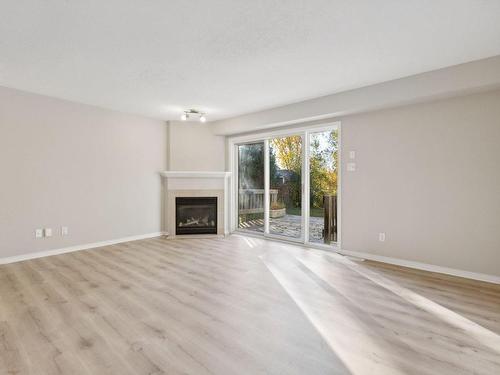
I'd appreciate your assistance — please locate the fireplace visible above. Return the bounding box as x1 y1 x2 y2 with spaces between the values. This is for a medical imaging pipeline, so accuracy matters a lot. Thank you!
175 197 218 235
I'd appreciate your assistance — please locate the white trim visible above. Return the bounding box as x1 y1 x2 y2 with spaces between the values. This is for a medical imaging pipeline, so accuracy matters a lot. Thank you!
160 171 231 178
234 232 339 252
264 139 270 234
0 232 167 265
265 232 305 244
228 122 340 145
337 248 500 285
224 171 230 236
299 132 306 241
303 132 310 242
230 142 238 232
335 123 342 246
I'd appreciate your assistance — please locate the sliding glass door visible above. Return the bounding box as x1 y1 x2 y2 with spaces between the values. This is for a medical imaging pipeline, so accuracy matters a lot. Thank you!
237 142 265 233
234 123 339 246
269 135 303 240
308 129 338 244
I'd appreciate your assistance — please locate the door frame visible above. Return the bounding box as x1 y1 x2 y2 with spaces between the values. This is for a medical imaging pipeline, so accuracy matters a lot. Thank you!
227 121 341 249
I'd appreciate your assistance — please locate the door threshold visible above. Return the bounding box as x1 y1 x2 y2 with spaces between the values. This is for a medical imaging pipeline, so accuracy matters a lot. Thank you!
233 230 339 252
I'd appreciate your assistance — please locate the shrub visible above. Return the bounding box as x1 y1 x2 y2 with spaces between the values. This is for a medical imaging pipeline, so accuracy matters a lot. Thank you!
270 202 285 210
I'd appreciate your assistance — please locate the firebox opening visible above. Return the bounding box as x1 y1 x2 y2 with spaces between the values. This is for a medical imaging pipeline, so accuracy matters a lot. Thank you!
175 197 217 235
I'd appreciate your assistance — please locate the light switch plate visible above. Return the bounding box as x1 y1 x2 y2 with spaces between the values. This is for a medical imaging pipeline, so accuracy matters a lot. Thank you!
61 226 68 236
379 232 386 242
44 228 52 237
35 229 43 238
347 162 356 172
349 150 356 159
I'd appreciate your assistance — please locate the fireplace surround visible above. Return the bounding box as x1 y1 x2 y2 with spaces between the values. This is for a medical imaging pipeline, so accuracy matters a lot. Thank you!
161 171 231 238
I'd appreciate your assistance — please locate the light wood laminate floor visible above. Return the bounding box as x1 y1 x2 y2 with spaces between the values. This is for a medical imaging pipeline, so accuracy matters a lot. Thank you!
0 235 499 374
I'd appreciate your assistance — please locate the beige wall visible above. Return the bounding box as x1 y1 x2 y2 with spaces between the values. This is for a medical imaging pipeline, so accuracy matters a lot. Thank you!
2 82 498 278
168 121 225 171
0 86 167 259
221 89 500 278
340 89 500 277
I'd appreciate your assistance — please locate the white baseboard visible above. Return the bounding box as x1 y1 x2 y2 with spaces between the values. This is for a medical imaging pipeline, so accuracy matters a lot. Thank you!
337 248 500 285
0 232 167 265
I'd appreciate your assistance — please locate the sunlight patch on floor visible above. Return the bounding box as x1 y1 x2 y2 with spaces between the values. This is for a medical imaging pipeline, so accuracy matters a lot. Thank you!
260 253 400 375
322 252 500 356
242 236 257 248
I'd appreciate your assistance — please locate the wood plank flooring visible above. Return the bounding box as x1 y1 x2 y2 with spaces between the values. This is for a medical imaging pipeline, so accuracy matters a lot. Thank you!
0 235 499 374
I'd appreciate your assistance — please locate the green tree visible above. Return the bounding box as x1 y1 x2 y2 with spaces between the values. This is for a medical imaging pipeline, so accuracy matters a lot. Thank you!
269 147 279 186
238 143 264 189
270 136 302 209
309 130 338 209
270 136 302 173
239 130 338 213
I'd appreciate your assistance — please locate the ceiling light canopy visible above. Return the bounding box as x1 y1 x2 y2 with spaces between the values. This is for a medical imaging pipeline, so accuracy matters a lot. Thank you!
181 109 207 122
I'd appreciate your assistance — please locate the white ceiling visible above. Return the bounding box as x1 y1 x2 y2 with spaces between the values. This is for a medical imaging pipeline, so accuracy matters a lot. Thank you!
1 1 500 122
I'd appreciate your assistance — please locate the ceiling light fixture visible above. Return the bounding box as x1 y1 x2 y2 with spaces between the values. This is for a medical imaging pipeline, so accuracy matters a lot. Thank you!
181 109 207 122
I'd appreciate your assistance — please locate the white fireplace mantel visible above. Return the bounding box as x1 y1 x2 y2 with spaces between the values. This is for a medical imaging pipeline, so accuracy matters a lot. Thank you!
160 171 231 179
160 171 231 191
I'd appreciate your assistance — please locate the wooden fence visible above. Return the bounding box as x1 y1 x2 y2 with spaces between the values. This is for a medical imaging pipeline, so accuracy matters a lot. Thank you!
239 189 278 214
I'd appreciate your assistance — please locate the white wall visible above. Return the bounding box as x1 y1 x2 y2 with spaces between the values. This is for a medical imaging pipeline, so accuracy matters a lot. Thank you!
0 86 167 259
340 89 500 277
168 121 225 171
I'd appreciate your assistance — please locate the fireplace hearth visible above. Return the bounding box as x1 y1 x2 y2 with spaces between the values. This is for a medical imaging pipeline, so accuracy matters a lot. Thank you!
175 197 218 235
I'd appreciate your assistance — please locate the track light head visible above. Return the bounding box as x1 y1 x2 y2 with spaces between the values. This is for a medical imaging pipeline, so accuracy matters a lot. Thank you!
181 109 207 122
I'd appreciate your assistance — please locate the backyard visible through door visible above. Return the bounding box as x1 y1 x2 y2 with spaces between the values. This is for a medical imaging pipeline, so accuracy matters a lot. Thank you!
237 125 339 245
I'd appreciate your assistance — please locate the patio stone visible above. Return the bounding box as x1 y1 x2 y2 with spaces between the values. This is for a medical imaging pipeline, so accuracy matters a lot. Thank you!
239 214 325 243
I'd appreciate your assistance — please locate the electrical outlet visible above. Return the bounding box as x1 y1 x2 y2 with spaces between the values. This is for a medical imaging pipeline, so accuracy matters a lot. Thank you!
347 162 356 172
35 229 43 238
61 226 68 236
379 232 386 242
44 228 52 237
